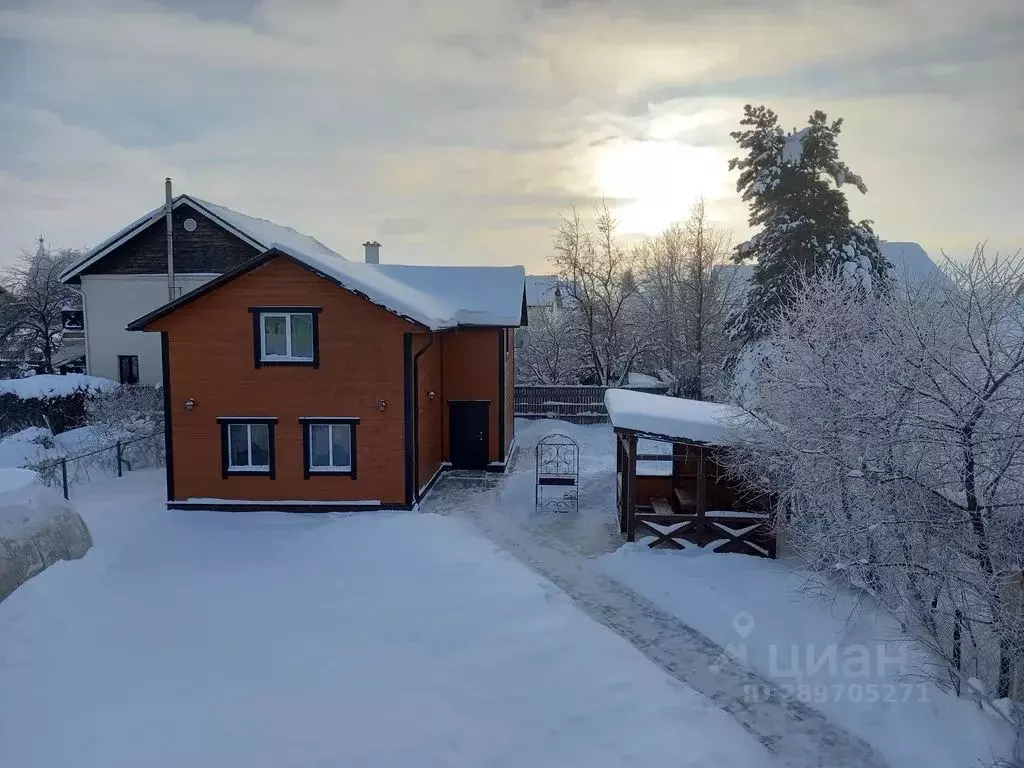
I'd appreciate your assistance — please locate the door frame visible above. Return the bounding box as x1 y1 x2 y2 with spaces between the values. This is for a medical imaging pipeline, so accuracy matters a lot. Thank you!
448 399 491 470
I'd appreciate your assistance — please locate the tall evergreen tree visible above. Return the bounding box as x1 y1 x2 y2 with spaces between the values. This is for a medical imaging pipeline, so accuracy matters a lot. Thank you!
728 105 890 342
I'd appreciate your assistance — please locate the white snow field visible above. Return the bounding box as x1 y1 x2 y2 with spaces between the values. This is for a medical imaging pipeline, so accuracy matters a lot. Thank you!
431 419 1019 768
0 470 779 768
601 545 1017 768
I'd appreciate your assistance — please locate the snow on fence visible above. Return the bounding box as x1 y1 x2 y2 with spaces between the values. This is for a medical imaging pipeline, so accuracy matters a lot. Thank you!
514 384 672 424
28 430 165 500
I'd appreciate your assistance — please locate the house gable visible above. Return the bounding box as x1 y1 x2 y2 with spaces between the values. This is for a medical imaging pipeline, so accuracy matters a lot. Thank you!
73 202 261 283
151 255 421 505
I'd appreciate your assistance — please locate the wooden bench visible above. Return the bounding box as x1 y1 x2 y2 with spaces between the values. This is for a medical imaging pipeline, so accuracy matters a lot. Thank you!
650 497 674 516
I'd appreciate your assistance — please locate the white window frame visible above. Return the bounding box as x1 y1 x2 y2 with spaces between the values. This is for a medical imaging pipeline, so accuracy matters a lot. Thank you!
307 423 353 473
260 312 314 362
227 422 271 473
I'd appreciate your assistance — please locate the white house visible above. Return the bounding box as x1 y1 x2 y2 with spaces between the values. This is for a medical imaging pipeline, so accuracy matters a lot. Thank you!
60 192 346 387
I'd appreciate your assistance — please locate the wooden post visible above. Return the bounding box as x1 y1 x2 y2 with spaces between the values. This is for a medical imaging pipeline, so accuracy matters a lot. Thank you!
616 434 627 533
626 433 638 542
694 447 708 544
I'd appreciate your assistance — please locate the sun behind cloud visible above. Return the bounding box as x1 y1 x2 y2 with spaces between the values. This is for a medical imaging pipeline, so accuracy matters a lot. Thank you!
594 140 729 234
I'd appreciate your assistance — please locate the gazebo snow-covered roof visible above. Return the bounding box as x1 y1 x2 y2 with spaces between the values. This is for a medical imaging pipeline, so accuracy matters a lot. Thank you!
604 389 747 444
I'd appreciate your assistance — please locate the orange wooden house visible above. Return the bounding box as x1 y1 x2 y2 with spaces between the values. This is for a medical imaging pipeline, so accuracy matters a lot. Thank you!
128 242 525 511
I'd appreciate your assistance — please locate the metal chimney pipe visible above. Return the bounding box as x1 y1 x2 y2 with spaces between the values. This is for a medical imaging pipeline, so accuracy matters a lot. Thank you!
165 177 175 300
363 240 381 264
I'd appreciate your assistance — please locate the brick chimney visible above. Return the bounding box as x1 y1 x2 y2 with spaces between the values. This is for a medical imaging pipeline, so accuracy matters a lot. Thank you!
363 240 381 264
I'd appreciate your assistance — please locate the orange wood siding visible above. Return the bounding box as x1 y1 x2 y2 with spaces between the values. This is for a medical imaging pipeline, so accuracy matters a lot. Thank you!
440 328 502 463
415 334 443 490
148 256 418 504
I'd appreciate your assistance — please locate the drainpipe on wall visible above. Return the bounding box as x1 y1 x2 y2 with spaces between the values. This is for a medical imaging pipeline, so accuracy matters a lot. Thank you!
165 177 175 301
412 332 435 502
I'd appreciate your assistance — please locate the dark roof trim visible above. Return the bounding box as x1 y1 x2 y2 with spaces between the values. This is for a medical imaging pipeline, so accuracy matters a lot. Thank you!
126 248 431 332
611 424 719 447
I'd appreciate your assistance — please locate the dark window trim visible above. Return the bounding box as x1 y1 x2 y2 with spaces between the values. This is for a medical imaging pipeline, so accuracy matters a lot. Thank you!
217 417 277 479
248 306 322 369
301 418 359 479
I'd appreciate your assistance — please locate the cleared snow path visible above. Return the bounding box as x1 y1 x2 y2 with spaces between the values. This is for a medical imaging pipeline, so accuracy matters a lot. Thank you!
423 434 889 768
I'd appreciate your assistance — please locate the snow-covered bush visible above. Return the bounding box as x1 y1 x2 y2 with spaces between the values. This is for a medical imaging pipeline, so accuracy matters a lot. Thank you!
86 384 162 440
0 374 116 436
730 249 1024 709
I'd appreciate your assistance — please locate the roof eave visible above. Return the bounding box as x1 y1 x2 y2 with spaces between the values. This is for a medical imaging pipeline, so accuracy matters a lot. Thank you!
126 248 434 333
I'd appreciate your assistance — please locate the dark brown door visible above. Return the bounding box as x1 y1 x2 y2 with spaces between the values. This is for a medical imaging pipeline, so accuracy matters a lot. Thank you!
449 401 489 470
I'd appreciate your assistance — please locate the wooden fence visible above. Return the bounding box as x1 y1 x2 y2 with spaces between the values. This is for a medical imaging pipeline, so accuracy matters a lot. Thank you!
514 384 671 424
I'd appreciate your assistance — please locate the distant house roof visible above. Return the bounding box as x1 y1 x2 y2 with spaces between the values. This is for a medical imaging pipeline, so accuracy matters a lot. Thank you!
525 275 560 307
60 195 342 284
127 242 527 332
717 241 942 302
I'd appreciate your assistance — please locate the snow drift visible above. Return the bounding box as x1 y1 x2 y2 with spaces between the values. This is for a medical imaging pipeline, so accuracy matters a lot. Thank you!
0 468 92 601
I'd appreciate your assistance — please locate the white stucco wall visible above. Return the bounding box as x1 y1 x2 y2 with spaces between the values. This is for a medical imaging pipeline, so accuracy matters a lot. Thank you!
81 274 217 387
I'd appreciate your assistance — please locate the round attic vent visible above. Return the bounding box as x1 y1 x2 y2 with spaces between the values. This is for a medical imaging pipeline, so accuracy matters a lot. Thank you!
183 218 197 232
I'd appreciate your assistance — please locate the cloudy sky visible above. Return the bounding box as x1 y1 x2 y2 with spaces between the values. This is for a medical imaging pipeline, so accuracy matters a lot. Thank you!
1 0 1020 271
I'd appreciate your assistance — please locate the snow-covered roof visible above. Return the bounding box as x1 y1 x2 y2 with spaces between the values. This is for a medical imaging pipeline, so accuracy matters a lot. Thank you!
269 242 524 329
60 195 343 283
604 388 748 444
880 242 943 285
525 275 560 306
716 241 941 304
129 241 526 332
376 264 527 327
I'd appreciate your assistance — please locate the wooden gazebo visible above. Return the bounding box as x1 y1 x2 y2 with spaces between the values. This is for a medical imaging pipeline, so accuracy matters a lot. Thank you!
606 389 775 557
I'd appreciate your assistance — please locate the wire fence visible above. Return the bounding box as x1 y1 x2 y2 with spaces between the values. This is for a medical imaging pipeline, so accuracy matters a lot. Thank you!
28 430 165 500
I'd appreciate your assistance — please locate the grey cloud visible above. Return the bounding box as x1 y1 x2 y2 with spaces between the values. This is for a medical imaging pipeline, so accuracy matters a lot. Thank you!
0 0 1019 267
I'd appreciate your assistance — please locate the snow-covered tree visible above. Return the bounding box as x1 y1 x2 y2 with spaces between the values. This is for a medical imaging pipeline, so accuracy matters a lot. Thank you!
1 239 81 373
730 248 1024 706
637 200 738 400
515 300 579 384
728 105 890 343
550 204 648 385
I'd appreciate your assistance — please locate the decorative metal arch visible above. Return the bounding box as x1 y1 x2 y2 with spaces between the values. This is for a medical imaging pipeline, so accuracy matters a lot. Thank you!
535 432 580 513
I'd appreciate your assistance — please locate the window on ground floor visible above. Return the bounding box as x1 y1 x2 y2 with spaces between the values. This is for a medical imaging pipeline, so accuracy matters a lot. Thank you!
301 418 358 477
117 355 139 385
218 418 276 477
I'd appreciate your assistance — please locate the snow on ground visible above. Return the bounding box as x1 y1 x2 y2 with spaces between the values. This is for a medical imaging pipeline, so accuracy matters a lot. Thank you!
0 468 42 527
0 424 112 469
0 426 52 468
0 373 117 398
471 419 1016 768
600 545 1017 768
0 470 779 768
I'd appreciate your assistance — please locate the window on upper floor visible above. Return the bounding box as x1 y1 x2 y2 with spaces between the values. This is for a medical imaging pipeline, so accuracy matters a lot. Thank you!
249 307 321 367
